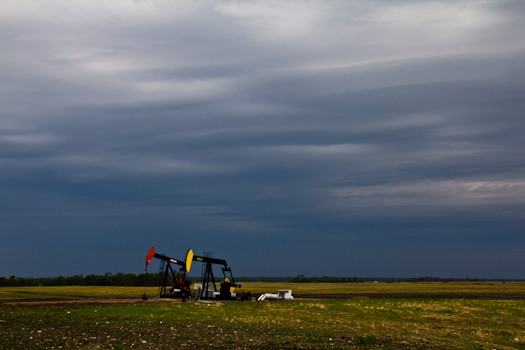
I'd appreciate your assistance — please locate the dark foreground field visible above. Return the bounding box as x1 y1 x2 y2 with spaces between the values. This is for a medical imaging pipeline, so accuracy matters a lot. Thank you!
1 283 524 350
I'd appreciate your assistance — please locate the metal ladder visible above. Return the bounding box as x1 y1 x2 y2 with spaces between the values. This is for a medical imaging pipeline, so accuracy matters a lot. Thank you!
157 253 167 297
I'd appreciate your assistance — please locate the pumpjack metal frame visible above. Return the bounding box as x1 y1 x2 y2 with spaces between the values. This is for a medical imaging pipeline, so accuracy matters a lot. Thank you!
144 247 250 301
194 254 243 300
158 261 190 299
145 247 192 300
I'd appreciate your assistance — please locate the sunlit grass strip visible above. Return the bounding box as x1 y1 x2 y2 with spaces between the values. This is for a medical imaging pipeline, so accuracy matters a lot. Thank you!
1 282 524 301
0 286 160 299
240 281 525 296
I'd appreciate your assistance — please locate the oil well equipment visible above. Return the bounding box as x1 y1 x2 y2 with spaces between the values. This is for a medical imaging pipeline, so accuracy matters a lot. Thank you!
144 247 250 301
145 247 193 300
192 253 248 300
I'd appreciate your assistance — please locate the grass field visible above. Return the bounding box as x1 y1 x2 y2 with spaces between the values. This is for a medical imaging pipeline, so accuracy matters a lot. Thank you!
241 281 525 297
1 283 524 349
1 281 524 300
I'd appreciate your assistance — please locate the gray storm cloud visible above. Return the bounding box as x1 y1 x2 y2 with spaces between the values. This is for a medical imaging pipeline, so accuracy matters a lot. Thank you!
1 0 524 278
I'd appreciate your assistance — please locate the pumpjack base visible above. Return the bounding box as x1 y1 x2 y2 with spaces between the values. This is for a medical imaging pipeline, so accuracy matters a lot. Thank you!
158 294 190 299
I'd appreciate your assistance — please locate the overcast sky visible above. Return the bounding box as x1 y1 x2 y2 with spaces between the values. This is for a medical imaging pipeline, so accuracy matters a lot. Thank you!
1 0 524 279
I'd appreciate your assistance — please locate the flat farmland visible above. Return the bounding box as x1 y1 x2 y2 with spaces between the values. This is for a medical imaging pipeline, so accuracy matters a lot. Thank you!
1 282 524 301
243 282 525 299
1 283 524 349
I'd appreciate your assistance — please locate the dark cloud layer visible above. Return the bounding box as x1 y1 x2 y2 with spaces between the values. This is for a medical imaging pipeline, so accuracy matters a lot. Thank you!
1 1 525 278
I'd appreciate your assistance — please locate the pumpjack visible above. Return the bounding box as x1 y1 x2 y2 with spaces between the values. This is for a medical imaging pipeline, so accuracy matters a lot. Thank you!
145 247 194 300
192 254 250 301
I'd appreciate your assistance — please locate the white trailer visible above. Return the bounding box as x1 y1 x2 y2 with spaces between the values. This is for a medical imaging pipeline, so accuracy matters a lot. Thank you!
257 289 294 301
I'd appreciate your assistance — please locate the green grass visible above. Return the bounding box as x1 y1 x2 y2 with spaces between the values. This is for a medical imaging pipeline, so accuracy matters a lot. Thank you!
1 283 524 349
1 298 524 349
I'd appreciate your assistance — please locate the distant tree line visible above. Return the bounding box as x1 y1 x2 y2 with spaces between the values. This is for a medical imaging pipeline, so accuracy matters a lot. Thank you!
403 276 479 282
238 276 484 283
0 273 166 287
288 275 365 283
